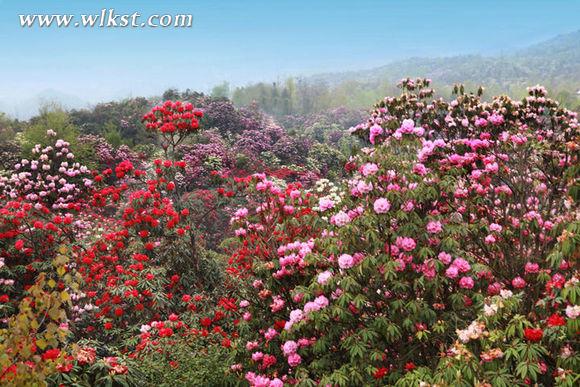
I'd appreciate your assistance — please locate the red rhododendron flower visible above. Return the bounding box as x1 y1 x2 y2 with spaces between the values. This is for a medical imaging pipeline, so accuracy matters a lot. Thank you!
524 328 543 342
41 348 61 361
546 313 566 327
374 367 388 379
14 239 25 250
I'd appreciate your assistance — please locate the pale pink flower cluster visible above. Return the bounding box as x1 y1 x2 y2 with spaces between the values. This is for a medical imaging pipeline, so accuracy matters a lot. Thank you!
373 198 391 214
395 237 416 252
284 295 330 331
230 207 249 224
245 372 283 387
369 124 383 144
317 270 333 285
565 305 580 319
361 163 379 176
426 220 443 234
338 254 354 269
318 197 335 212
393 119 424 139
444 257 471 280
457 320 487 343
269 296 285 313
274 240 314 279
330 206 363 227
0 137 92 209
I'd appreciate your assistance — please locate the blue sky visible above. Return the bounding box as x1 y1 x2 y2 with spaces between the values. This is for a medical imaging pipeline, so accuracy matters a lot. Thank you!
0 0 579 111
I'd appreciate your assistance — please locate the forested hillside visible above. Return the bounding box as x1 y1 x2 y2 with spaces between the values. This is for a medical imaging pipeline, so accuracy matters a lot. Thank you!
232 30 580 116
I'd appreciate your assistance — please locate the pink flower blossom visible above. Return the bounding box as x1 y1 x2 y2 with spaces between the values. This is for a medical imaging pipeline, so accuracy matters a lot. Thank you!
373 198 391 214
282 340 298 356
252 352 264 361
484 234 496 244
452 258 471 273
426 221 443 234
438 252 452 265
524 262 540 274
512 276 526 289
361 163 379 176
264 328 278 340
459 276 475 289
396 237 416 252
318 198 335 212
287 353 302 367
317 271 332 285
369 124 383 144
338 254 354 269
566 305 580 319
445 266 459 279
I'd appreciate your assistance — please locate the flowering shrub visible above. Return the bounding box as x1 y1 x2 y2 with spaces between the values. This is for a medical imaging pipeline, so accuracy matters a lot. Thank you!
77 134 145 171
0 85 577 386
142 100 203 156
0 246 74 385
232 80 579 385
0 133 92 210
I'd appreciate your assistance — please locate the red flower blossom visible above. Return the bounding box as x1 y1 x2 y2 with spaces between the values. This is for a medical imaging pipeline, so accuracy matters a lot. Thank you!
374 367 388 379
524 328 543 342
42 348 61 361
546 313 566 327
14 239 25 250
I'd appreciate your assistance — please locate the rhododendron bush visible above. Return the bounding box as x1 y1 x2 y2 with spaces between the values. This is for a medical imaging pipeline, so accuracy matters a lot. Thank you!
229 79 579 386
0 81 578 386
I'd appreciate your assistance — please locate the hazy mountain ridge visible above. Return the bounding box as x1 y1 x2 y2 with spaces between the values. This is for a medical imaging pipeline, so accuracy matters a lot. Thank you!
2 30 579 120
307 30 580 91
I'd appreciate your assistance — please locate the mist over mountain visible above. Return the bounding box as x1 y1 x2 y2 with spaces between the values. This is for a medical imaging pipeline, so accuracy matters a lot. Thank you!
0 89 90 120
2 30 579 120
306 30 580 92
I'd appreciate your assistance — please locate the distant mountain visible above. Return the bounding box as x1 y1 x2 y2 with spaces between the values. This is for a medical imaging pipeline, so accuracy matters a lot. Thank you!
3 30 579 120
307 30 580 95
0 89 89 120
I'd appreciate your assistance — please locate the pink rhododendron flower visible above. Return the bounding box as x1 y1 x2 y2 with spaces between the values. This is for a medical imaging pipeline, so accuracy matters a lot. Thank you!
396 237 416 252
361 163 379 176
287 353 302 367
318 197 335 211
445 266 459 279
459 276 475 289
438 251 452 265
512 276 526 289
369 124 383 144
373 198 391 214
426 221 443 234
317 271 332 285
524 262 540 274
484 234 496 244
452 258 471 273
338 254 354 269
252 352 264 361
282 340 298 356
264 328 278 340
330 211 350 227
565 305 580 319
